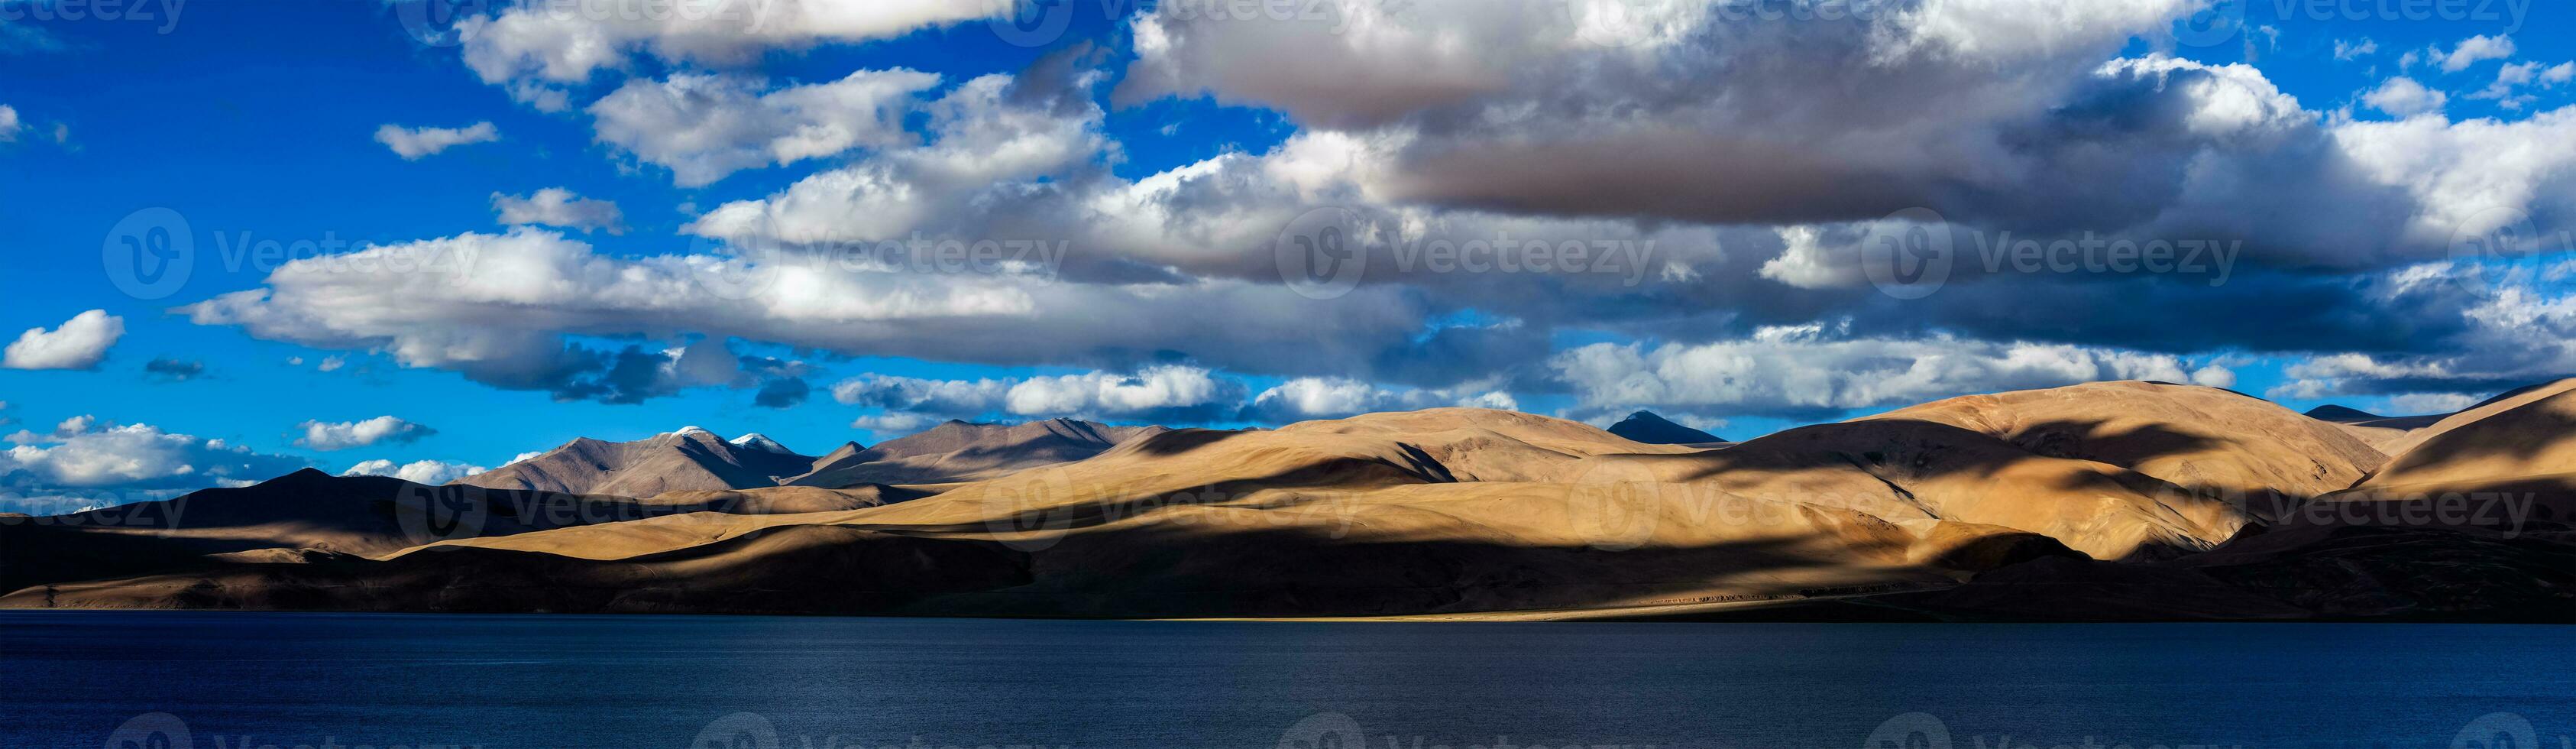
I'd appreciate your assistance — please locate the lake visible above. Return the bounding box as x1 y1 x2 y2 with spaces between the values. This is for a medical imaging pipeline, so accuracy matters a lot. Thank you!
3 612 2572 748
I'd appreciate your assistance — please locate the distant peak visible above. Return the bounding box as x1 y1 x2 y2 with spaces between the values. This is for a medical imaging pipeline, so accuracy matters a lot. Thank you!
1607 410 1724 446
728 433 796 454
2303 405 2387 423
654 426 722 443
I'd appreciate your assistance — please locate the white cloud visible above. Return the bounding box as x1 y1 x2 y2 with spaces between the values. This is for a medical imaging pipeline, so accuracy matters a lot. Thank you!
2270 265 2576 403
2362 76 2448 117
833 374 1013 414
685 72 1107 242
171 2 2576 420
1549 323 2216 418
374 122 500 160
458 0 1001 89
180 225 1436 397
0 104 19 142
2438 34 2515 73
494 188 627 234
341 459 487 485
295 416 435 452
2387 393 2481 415
0 421 309 507
588 70 939 186
2334 38 2378 61
1246 377 1519 421
1003 366 1238 418
849 412 939 435
835 365 1243 422
2469 60 2576 108
4 310 125 371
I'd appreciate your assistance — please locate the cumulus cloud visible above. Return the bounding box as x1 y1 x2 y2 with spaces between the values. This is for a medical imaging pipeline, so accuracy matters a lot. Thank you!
684 63 1109 243
2387 392 2483 415
1244 377 1519 422
2437 34 2516 73
5 310 124 370
2334 38 2378 61
1549 322 2232 420
849 411 940 436
589 70 939 186
374 122 500 160
494 188 627 234
0 420 309 511
0 104 18 142
1109 0 2576 283
2363 77 2448 117
341 459 487 485
177 223 1455 398
457 0 1001 89
172 1 2576 425
295 416 435 451
2270 271 2576 402
833 365 1244 423
2469 61 2576 109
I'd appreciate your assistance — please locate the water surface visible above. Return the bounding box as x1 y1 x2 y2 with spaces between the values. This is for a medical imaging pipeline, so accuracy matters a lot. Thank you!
4 612 2571 748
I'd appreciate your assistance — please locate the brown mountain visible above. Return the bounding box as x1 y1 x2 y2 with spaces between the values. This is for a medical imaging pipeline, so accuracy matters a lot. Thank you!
459 426 817 497
0 468 879 597
11 381 2575 621
787 418 1169 488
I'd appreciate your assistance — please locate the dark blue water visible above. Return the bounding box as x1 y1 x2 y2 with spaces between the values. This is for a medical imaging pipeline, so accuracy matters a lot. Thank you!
4 612 2572 749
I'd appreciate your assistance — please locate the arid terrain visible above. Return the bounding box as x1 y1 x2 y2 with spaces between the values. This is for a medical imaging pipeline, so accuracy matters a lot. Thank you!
6 381 2573 621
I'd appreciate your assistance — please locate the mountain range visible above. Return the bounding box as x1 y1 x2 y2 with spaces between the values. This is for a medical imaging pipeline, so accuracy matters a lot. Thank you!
5 381 2571 621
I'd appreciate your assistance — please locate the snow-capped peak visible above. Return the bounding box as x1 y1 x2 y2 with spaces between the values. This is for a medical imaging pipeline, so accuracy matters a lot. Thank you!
729 433 794 454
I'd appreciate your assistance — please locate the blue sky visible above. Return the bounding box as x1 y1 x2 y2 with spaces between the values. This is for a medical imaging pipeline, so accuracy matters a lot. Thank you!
2 0 2572 509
